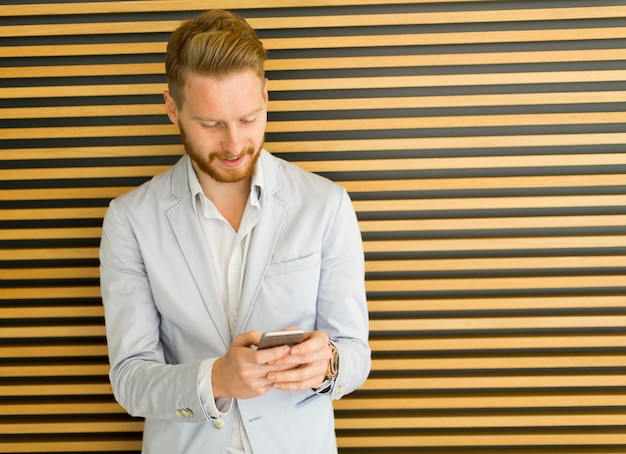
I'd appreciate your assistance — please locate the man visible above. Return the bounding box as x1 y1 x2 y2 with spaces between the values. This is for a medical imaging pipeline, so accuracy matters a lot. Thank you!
99 9 371 454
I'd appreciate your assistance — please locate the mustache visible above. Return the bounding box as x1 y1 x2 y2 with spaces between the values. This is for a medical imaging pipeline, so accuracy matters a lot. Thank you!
208 147 256 162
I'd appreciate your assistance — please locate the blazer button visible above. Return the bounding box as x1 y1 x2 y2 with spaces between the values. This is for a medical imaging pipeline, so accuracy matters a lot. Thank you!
176 408 193 419
213 418 225 429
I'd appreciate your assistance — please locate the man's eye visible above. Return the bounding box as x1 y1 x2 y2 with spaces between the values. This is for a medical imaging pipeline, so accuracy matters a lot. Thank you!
202 122 221 129
241 116 257 124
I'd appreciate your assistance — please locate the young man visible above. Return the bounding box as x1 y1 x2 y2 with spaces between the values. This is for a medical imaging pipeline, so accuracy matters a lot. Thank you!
99 9 370 454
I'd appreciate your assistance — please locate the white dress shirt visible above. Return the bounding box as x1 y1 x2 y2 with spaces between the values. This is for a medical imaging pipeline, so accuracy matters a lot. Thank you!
187 158 263 454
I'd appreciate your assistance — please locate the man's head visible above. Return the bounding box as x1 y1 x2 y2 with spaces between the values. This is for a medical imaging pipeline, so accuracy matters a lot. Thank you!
165 9 267 107
163 10 269 186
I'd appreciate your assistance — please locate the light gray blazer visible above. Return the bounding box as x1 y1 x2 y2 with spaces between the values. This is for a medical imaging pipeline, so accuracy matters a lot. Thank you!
99 151 371 453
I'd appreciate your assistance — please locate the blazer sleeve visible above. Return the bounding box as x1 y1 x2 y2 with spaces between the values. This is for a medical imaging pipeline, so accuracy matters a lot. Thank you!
315 188 371 399
99 199 208 422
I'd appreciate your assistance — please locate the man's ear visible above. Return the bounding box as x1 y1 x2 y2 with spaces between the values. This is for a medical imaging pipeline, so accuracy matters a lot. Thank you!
263 78 269 104
163 90 179 124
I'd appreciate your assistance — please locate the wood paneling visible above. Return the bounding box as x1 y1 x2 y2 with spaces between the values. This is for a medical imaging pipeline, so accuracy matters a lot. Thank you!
1 0 625 452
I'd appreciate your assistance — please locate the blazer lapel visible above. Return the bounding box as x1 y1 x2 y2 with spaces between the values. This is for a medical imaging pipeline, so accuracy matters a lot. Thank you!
235 151 286 334
166 156 231 348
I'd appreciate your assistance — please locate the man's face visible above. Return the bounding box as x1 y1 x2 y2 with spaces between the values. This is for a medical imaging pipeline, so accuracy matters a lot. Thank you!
165 70 268 184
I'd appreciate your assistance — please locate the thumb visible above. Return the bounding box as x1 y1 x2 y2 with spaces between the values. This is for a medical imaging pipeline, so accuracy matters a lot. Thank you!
232 329 262 348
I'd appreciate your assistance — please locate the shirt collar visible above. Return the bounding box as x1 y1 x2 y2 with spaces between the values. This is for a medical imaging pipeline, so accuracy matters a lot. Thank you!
186 154 265 216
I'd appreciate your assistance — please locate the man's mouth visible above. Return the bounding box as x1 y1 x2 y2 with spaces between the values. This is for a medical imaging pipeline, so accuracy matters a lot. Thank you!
220 155 244 167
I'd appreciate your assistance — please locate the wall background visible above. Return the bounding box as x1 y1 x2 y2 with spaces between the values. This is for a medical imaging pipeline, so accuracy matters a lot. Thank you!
1 0 625 452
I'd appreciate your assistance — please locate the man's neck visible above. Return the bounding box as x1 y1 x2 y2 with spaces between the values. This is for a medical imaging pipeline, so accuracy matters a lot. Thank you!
199 175 251 232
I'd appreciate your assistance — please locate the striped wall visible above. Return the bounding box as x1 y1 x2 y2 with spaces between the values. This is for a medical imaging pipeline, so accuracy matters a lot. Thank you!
1 1 625 452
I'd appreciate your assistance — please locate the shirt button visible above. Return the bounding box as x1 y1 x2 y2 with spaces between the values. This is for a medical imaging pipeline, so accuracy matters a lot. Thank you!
334 385 344 395
213 418 225 429
231 265 239 273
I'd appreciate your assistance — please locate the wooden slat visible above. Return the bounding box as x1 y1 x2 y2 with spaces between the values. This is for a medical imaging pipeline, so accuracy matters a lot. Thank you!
354 195 626 212
348 175 626 193
366 275 626 291
269 70 626 90
0 248 98 260
0 125 177 140
0 324 105 338
0 287 102 301
367 256 626 273
4 112 624 142
367 296 626 312
0 188 130 201
3 153 626 181
0 345 108 359
267 112 626 132
0 207 108 221
0 83 165 99
0 306 103 319
337 432 626 448
3 235 626 263
335 392 626 410
369 315 626 331
369 334 626 352
335 413 626 429
263 27 626 49
268 91 626 111
274 133 626 154
3 235 626 262
3 6 625 37
0 227 103 240
0 383 112 396
3 90 626 119
0 145 182 160
0 441 142 454
18 175 623 202
361 375 626 391
0 421 143 435
360 215 626 232
0 0 448 17
4 68 626 99
0 167 169 181
4 314 623 339
3 48 626 80
0 365 109 377
4 27 626 59
363 236 626 253
0 268 100 280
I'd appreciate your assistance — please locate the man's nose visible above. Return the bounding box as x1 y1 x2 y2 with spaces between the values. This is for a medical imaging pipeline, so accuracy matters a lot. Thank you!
222 125 242 154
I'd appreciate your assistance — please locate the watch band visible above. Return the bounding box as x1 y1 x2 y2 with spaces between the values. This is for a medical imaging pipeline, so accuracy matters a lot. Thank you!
314 342 339 394
326 342 339 379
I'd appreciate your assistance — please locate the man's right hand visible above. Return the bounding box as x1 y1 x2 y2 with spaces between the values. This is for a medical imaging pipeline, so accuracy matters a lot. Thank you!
211 330 296 399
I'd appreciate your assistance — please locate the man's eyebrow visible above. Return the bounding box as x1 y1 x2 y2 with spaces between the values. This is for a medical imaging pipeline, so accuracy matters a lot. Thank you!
243 106 264 117
193 106 264 122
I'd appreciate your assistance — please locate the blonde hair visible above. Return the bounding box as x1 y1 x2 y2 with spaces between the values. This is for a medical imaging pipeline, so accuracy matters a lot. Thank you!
165 10 267 106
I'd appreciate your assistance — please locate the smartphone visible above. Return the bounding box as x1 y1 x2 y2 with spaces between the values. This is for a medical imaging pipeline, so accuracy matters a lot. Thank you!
257 329 306 349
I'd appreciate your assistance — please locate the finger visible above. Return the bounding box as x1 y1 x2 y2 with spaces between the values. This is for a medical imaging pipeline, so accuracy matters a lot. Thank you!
270 366 326 391
268 360 326 385
286 341 332 366
290 330 328 355
254 344 291 365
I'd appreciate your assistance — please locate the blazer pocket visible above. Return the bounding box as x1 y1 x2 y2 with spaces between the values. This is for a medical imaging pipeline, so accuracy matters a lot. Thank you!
265 251 321 277
257 251 321 327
